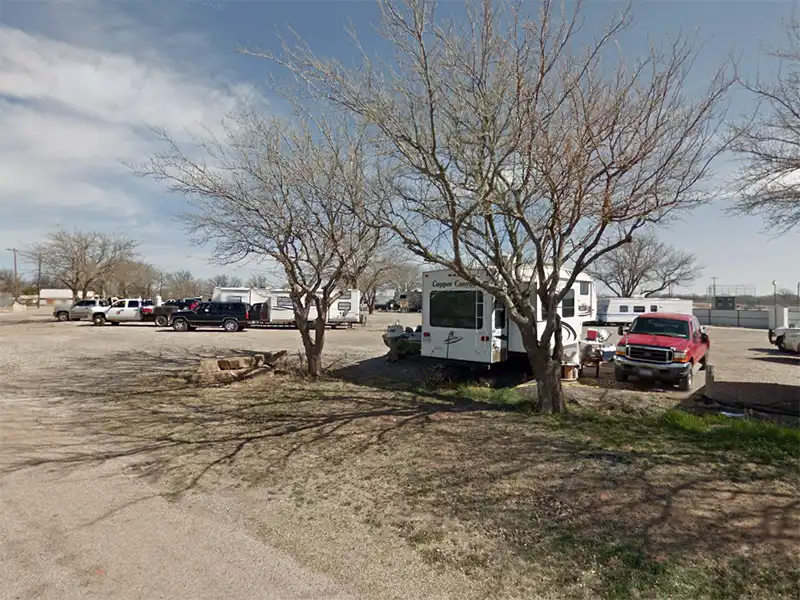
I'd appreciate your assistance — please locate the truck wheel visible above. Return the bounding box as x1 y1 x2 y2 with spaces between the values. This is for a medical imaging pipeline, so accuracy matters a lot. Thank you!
172 318 188 332
155 315 168 327
56 311 70 322
92 314 105 326
614 366 628 382
223 319 238 333
776 336 786 351
678 369 693 392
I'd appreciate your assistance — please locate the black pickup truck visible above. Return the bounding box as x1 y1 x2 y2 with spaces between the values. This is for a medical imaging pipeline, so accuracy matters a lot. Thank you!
151 299 197 327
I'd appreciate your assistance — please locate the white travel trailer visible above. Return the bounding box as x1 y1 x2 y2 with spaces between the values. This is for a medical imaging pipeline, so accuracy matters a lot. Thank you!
421 268 597 365
251 289 362 327
211 287 271 305
595 297 693 325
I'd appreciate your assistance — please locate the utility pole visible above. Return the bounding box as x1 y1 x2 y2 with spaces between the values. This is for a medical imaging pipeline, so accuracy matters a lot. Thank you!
710 276 718 308
36 253 42 308
6 247 19 300
797 282 799 308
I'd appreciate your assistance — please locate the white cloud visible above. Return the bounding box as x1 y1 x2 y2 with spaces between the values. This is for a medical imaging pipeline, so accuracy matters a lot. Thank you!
0 8 271 276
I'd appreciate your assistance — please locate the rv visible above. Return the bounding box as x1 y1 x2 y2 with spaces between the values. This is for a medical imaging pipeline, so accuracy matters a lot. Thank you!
595 297 693 325
211 287 270 305
421 268 597 365
246 288 362 327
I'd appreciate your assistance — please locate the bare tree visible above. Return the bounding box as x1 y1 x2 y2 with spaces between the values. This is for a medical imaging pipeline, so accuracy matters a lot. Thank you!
247 274 271 288
209 274 243 288
28 230 138 301
255 0 732 411
110 261 160 298
0 268 15 294
730 18 800 234
164 270 204 299
587 233 702 297
136 110 380 376
343 250 420 313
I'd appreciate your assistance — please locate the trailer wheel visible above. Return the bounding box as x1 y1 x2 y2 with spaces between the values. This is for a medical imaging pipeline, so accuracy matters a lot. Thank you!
154 315 168 327
92 314 106 326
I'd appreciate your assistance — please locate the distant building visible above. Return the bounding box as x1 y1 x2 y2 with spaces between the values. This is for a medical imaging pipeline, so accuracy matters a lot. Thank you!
38 289 97 305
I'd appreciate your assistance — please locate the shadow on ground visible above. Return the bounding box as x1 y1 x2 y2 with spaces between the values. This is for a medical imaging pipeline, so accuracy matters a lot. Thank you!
2 350 798 599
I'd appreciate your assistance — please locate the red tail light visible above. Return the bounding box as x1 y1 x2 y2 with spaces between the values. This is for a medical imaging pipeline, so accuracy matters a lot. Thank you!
423 332 430 337
245 310 250 320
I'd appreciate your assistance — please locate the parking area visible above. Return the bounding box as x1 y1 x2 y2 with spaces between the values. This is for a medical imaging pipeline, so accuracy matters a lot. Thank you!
0 311 797 414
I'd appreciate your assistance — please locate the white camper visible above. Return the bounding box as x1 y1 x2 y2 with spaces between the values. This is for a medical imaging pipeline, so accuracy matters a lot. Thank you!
595 297 693 325
421 268 597 365
211 287 270 305
251 289 361 327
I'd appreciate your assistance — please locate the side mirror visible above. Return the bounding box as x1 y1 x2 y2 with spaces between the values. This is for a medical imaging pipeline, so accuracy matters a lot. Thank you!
700 326 707 334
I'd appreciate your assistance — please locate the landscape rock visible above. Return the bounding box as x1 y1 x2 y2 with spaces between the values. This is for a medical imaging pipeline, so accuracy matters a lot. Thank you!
218 356 256 370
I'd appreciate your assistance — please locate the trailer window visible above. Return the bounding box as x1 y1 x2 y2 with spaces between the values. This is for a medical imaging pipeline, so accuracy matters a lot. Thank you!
276 297 292 309
579 281 590 295
339 291 352 300
561 289 575 318
337 301 351 312
619 305 629 313
650 305 658 312
430 290 484 329
633 305 646 313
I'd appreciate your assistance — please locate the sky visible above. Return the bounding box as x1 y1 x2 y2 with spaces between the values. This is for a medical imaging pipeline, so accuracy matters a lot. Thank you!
0 0 798 294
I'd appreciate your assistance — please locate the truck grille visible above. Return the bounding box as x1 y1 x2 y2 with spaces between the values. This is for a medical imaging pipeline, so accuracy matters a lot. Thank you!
627 345 672 363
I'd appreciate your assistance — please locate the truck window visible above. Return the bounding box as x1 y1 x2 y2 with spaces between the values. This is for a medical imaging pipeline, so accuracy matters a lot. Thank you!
111 301 125 308
650 305 658 312
128 300 140 308
629 317 690 338
561 289 575 318
579 281 590 295
619 305 629 312
633 305 645 313
430 290 484 329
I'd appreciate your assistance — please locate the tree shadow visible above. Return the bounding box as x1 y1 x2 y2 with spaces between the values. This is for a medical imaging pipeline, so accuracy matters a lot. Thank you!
2 347 798 599
751 355 800 367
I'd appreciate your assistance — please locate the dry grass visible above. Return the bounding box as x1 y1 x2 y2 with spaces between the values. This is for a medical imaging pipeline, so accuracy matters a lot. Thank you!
12 367 799 600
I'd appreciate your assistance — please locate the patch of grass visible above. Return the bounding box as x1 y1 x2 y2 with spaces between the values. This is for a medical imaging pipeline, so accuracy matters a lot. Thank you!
455 384 524 407
660 410 800 463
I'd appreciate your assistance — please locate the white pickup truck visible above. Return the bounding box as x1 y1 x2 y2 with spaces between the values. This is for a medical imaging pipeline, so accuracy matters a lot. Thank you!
91 298 154 326
769 324 798 351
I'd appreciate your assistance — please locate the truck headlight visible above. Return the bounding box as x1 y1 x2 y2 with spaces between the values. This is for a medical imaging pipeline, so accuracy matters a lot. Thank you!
615 345 627 356
673 350 688 362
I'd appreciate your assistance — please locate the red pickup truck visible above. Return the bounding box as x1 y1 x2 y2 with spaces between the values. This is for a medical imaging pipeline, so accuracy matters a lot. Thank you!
613 313 709 391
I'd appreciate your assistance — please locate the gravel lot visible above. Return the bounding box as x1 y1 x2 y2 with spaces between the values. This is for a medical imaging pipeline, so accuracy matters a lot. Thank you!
1 309 796 410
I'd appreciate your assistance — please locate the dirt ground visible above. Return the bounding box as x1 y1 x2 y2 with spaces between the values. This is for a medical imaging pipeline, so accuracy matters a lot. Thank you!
1 311 798 599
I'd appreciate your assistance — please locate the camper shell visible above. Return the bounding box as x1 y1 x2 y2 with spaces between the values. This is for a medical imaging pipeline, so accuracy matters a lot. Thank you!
595 297 693 325
421 268 597 365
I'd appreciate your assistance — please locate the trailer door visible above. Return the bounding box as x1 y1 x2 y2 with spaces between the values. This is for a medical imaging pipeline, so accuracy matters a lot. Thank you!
492 298 508 362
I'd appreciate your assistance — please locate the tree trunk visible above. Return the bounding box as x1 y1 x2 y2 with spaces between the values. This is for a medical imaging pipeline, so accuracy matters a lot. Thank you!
295 313 327 377
368 298 376 314
521 329 567 414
